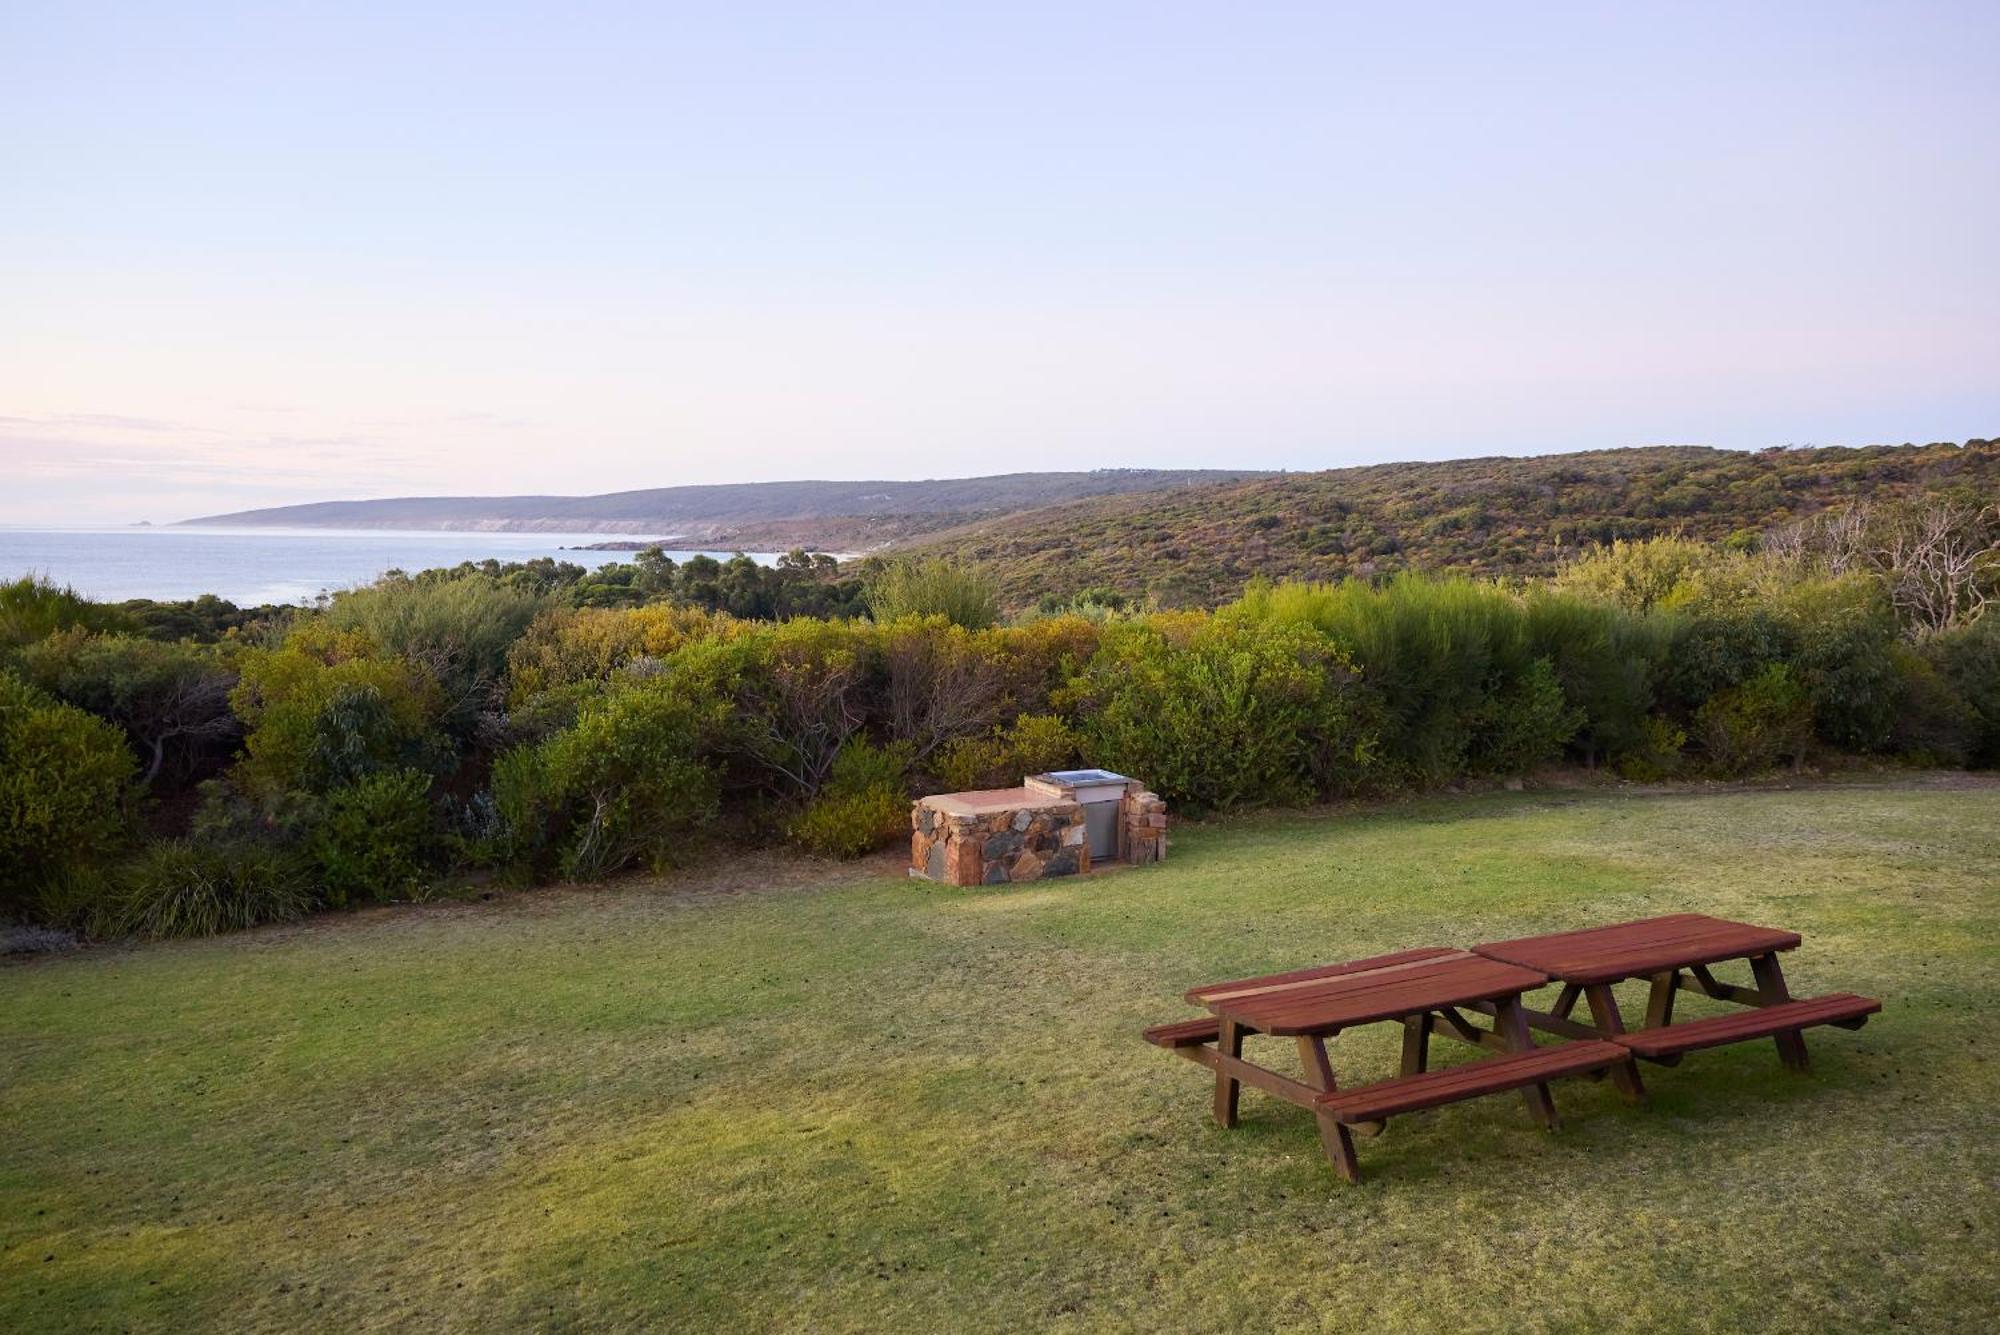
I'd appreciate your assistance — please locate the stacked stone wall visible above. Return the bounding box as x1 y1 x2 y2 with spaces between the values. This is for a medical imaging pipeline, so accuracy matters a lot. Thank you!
910 798 1088 887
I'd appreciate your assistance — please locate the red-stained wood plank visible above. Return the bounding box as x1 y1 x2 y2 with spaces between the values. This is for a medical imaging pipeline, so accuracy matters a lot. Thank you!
1473 914 1801 984
1141 1017 1222 1049
1185 947 1464 1005
1316 1040 1624 1123
1210 955 1549 1035
1613 993 1879 1058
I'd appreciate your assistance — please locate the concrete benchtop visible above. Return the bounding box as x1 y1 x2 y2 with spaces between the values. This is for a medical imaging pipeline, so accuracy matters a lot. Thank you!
917 786 1079 817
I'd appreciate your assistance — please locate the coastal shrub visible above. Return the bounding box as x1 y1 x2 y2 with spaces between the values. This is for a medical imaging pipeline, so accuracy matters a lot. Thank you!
505 604 737 706
21 631 239 787
1074 617 1373 811
864 558 1000 630
1519 591 1668 765
1467 657 1584 775
0 670 135 919
306 768 436 906
1229 575 1533 785
1929 615 2000 766
1613 716 1687 781
1886 643 1977 765
788 738 911 858
724 618 882 799
521 676 727 880
230 623 443 796
0 574 129 651
107 839 312 939
932 713 1081 791
326 574 546 737
1694 663 1813 774
1773 575 1900 752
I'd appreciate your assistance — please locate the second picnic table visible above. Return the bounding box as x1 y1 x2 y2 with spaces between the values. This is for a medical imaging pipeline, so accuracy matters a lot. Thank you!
1147 947 1624 1182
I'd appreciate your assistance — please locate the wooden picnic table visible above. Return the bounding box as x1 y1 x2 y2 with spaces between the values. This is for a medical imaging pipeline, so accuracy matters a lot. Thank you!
1145 914 1880 1184
1145 947 1622 1182
1471 913 1879 1101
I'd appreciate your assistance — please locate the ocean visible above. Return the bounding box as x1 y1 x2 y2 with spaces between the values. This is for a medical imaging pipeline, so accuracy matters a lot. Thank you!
0 527 772 605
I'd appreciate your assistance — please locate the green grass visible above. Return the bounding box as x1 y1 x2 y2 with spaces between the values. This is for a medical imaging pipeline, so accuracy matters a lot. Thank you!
4 782 1997 1332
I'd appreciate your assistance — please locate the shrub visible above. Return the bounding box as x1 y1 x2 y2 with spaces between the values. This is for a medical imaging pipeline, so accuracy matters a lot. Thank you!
787 739 912 858
326 574 546 737
0 574 128 651
864 558 1000 630
21 631 239 787
107 839 312 939
1521 591 1668 765
1694 663 1813 775
1887 643 1976 765
1929 615 2000 766
1229 575 1534 785
1467 657 1583 775
0 670 135 920
933 713 1081 792
1074 617 1375 811
230 623 443 796
512 676 727 880
307 768 435 906
1773 575 1900 752
1613 716 1687 781
505 603 737 707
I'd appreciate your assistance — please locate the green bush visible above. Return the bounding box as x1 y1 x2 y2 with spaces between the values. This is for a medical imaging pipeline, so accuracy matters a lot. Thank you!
788 738 911 858
864 558 1000 630
511 676 727 881
1228 576 1536 785
21 631 239 787
1521 591 1667 765
1694 663 1813 775
0 670 136 920
1930 616 2000 767
0 574 128 651
1613 716 1687 781
307 768 435 906
1075 616 1375 811
326 574 546 737
1467 657 1583 775
231 623 443 796
107 839 312 939
933 713 1081 791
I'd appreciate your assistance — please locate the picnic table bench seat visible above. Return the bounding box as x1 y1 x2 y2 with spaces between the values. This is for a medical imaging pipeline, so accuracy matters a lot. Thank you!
1142 1016 1223 1049
1316 1039 1625 1124
1612 992 1880 1060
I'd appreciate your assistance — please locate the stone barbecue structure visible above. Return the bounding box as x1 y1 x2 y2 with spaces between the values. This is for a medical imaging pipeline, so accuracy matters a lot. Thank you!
910 770 1167 887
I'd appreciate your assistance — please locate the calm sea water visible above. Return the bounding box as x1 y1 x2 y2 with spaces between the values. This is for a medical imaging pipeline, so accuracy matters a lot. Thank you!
0 527 771 605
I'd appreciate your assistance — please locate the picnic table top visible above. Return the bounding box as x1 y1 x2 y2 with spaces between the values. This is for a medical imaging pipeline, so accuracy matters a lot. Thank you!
1188 947 1548 1036
1472 912 1800 986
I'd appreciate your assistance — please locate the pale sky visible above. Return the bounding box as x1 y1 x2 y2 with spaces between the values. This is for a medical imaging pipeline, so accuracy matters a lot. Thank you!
3 2 1996 526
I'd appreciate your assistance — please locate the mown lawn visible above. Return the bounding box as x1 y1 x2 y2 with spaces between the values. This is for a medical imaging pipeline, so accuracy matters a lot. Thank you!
4 781 1997 1332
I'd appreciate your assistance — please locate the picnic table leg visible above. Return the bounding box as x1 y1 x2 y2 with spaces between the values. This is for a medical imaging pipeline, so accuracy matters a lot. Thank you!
1494 996 1561 1131
1583 983 1648 1104
1749 952 1811 1073
1294 1034 1362 1183
1213 1019 1245 1127
1400 1012 1434 1076
1643 970 1680 1029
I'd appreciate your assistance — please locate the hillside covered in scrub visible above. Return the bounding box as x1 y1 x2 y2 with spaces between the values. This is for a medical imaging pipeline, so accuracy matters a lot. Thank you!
909 440 2000 609
181 469 1270 550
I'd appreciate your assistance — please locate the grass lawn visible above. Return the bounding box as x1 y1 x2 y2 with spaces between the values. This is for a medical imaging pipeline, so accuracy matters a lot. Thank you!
4 780 1997 1332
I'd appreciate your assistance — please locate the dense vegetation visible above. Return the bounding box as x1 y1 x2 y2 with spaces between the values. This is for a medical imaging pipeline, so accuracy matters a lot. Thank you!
914 439 2000 609
4 478 1996 943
